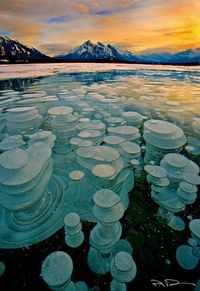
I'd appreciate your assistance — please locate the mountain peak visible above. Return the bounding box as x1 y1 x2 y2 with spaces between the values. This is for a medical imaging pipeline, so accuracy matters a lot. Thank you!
56 40 138 62
107 44 114 48
97 41 105 47
83 40 93 45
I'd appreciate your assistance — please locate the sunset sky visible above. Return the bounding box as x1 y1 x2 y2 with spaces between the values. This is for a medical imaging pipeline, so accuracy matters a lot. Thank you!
0 0 200 56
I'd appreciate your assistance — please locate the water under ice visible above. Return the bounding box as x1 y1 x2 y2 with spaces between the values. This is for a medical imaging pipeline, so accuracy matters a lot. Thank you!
0 64 200 290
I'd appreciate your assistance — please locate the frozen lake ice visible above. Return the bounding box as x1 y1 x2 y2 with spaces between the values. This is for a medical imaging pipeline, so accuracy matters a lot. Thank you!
0 63 199 290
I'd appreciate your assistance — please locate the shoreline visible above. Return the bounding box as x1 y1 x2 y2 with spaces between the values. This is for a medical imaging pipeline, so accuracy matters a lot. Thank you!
0 60 199 66
0 63 199 81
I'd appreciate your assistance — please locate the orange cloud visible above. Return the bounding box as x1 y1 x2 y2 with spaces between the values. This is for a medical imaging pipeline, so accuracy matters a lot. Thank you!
74 3 89 13
97 16 122 25
0 14 44 45
92 2 100 10
0 0 200 55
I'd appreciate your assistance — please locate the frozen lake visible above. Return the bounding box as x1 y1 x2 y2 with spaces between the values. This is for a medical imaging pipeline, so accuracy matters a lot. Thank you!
1 63 200 128
0 63 200 290
0 62 200 80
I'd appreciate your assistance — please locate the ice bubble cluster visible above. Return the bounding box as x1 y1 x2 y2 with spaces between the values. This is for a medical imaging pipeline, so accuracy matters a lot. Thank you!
0 92 139 248
0 73 200 290
143 119 187 164
145 153 199 231
176 219 200 270
64 212 84 248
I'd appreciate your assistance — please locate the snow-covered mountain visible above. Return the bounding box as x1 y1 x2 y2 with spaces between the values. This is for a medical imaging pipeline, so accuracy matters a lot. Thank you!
56 41 200 64
138 49 200 64
170 48 200 64
138 52 173 64
55 40 139 62
0 35 51 63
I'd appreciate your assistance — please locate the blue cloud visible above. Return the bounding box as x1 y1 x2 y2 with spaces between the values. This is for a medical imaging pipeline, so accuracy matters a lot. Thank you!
0 31 11 36
91 9 113 16
43 15 72 24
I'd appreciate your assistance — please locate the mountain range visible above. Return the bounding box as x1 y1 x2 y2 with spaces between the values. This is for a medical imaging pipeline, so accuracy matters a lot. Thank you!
139 49 200 64
0 35 199 65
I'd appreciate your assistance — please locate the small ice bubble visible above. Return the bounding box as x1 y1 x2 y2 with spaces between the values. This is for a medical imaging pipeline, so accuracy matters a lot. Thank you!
0 261 5 277
185 145 195 151
188 238 197 247
187 215 193 220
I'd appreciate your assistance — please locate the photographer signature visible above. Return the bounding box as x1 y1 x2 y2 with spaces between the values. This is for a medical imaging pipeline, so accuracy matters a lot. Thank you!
151 279 196 288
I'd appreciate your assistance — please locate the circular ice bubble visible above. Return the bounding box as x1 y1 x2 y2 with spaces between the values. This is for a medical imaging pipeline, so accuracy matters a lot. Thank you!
93 189 124 223
69 137 82 146
106 117 123 124
78 140 93 147
92 164 116 178
29 131 52 141
0 135 24 151
130 159 140 167
77 146 120 162
183 173 200 185
79 118 90 123
48 106 73 116
179 181 197 193
188 238 198 247
64 213 80 228
111 251 137 283
7 107 36 113
167 215 185 231
114 252 133 271
144 119 180 137
163 153 189 169
120 141 140 155
144 165 167 178
187 215 193 221
108 126 139 136
78 130 101 139
41 251 73 287
103 135 125 145
0 148 29 170
176 245 199 270
93 189 120 209
122 111 142 118
69 171 85 181
189 219 200 240
185 145 195 152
